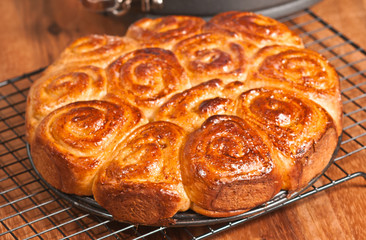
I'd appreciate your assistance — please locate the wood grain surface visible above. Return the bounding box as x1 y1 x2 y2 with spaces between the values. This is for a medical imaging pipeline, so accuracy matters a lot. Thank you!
0 0 366 239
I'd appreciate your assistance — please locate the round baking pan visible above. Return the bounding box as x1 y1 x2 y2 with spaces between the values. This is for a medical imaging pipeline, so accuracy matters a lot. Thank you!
81 0 322 19
27 133 342 226
148 0 322 18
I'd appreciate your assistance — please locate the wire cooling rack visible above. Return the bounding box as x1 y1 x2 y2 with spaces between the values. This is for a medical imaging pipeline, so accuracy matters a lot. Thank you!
1 9 366 239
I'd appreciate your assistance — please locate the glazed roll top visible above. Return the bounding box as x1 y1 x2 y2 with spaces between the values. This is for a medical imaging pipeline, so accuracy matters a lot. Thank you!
26 65 107 142
204 11 304 48
237 88 338 190
31 100 146 195
155 79 247 132
247 45 342 135
181 115 282 217
126 15 206 49
93 121 190 225
107 47 191 119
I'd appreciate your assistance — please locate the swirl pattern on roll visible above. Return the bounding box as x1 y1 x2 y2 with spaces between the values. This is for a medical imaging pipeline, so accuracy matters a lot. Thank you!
155 79 246 132
173 32 255 85
93 121 190 225
204 11 303 48
247 45 342 134
26 65 107 142
107 47 190 118
31 100 146 195
126 16 205 49
55 35 138 68
237 88 337 190
181 115 281 217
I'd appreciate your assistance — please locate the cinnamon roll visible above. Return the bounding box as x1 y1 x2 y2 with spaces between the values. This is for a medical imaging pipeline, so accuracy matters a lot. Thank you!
126 16 205 49
107 47 190 118
31 100 147 195
204 11 303 48
181 115 282 217
26 65 107 142
155 79 247 132
55 35 138 69
93 121 190 225
173 32 256 85
247 45 342 135
236 88 338 190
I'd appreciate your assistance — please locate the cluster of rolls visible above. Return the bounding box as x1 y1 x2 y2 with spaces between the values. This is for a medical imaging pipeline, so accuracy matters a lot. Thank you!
26 11 342 225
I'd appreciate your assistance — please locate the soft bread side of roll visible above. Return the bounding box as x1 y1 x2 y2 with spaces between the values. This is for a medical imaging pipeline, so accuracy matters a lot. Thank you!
181 115 282 217
93 121 190 225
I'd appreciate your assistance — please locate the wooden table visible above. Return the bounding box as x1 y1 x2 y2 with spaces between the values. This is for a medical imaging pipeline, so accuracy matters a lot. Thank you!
1 0 365 239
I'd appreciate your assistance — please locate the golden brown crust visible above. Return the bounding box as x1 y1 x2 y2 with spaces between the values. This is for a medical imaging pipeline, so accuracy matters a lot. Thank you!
26 65 107 142
54 35 138 69
31 100 147 195
93 121 190 225
126 16 205 49
155 79 247 132
173 32 257 85
26 11 342 225
236 88 338 190
107 47 190 119
204 11 303 48
181 115 282 217
246 45 342 135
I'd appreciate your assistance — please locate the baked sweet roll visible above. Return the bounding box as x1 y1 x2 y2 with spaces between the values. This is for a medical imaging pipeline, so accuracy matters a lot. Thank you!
107 47 190 119
31 100 147 195
204 11 303 48
236 88 338 191
26 65 107 142
181 115 282 217
246 45 342 135
126 15 205 49
173 32 257 85
26 11 342 226
155 79 247 132
93 121 190 225
54 35 138 69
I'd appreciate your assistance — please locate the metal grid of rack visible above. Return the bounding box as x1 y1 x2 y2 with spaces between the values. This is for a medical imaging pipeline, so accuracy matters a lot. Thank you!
1 9 366 239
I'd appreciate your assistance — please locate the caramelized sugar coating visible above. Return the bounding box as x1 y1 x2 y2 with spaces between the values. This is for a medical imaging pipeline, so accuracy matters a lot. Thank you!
173 32 257 85
247 45 342 135
26 65 107 142
204 11 303 48
54 35 138 69
93 121 190 225
26 12 342 225
182 115 282 217
107 47 190 119
155 79 247 132
237 88 338 190
126 15 205 49
31 100 147 195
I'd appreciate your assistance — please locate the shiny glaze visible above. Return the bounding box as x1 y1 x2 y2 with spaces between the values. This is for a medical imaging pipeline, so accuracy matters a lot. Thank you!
254 45 338 92
182 115 281 215
173 32 254 84
32 100 146 195
94 121 190 224
247 45 342 135
56 35 138 68
26 65 107 142
155 79 243 132
237 88 336 189
126 15 205 49
107 48 190 113
205 11 303 48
